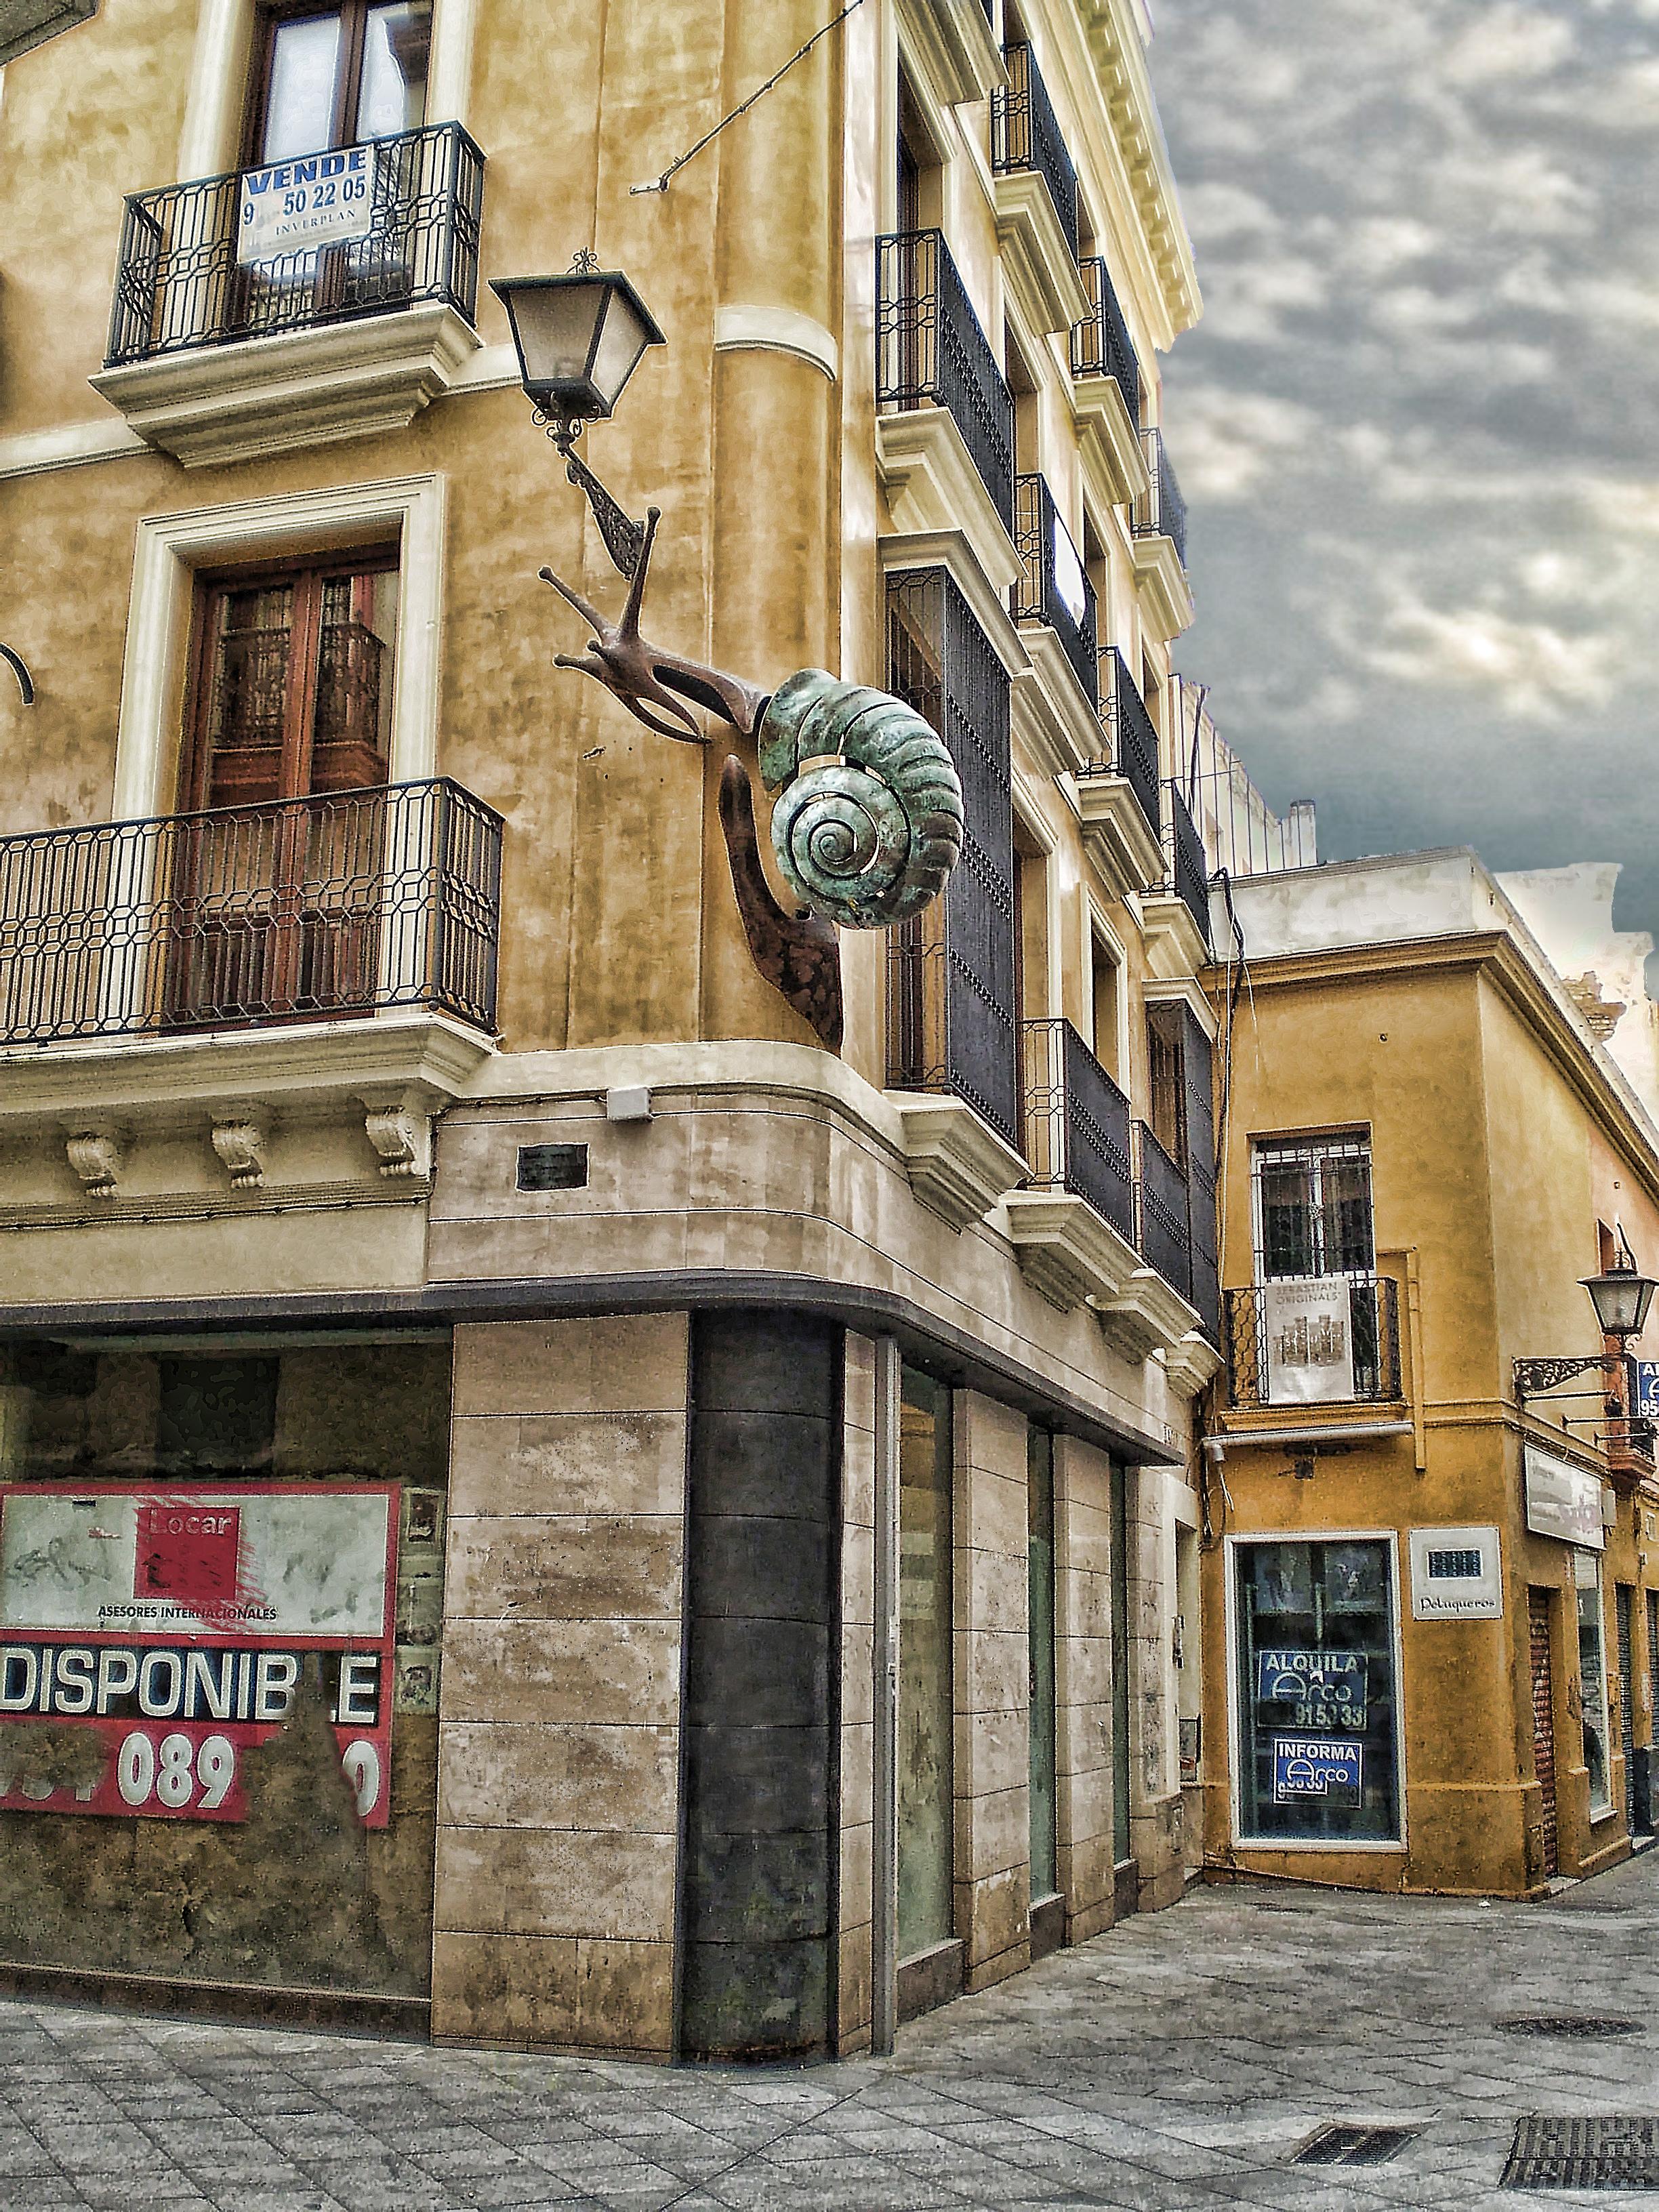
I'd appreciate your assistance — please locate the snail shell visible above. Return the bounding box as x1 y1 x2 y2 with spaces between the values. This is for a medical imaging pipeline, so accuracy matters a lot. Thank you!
756 669 964 929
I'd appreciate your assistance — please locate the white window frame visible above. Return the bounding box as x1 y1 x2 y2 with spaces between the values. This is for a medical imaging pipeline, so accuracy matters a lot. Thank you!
112 472 446 823
1223 1528 1409 1854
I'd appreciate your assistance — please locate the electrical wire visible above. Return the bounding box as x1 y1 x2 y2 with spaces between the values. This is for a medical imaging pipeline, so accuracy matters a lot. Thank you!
630 0 866 197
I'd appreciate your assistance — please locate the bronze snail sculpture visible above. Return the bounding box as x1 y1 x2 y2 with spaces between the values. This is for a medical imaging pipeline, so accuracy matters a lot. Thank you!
541 507 963 1048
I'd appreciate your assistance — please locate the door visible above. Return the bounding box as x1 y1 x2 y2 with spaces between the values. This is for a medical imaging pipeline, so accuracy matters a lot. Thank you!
1618 1584 1636 1835
166 554 398 1027
1529 1589 1559 1879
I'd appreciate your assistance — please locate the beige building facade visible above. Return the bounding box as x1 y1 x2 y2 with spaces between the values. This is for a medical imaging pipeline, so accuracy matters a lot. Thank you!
0 0 1219 2056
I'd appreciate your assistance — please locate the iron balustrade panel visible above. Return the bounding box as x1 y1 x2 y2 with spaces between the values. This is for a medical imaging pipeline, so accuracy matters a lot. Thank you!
1023 1018 1134 1242
876 230 1015 531
1078 649 1162 848
105 122 484 367
1133 428 1189 567
1069 256 1141 423
1163 781 1212 947
991 43 1080 260
0 778 501 1046
1012 476 1099 707
1183 1008 1222 1348
886 569 1019 1149
1134 1120 1193 1305
1225 1276 1404 1408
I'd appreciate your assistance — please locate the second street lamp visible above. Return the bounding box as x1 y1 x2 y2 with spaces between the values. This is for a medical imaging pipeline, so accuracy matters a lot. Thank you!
492 255 666 579
1515 1231 1659 1447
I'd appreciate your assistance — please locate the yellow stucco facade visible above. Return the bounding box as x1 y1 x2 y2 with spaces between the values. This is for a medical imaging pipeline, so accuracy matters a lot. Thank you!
1203 852 1659 1898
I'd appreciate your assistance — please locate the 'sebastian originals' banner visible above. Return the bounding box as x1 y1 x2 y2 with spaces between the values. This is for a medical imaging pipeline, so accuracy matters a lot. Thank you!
0 1485 397 1826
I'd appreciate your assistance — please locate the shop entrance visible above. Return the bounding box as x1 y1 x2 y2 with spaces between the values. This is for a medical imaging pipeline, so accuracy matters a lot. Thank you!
1528 1589 1558 1879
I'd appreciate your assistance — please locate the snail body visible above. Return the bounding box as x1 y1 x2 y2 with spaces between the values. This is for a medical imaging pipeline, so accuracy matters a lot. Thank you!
756 669 964 929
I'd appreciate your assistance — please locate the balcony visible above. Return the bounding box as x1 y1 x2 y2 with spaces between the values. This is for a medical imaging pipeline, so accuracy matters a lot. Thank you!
91 123 485 466
1130 428 1193 641
1069 258 1147 511
1225 1277 1405 1410
1140 779 1211 970
1012 476 1098 708
994 45 1080 260
877 230 1015 535
1004 1018 1136 1311
1133 428 1189 566
0 779 500 1050
1070 259 1139 422
1071 649 1163 895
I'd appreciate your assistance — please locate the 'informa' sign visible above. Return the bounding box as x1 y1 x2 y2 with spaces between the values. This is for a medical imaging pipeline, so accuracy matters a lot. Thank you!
1273 1736 1362 1805
238 146 375 264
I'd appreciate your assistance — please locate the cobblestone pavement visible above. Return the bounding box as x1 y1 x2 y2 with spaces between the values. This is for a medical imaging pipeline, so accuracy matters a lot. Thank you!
7 1855 1659 2211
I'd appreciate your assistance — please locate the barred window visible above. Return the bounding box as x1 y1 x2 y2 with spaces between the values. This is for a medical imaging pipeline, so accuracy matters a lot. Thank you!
1253 1132 1374 1282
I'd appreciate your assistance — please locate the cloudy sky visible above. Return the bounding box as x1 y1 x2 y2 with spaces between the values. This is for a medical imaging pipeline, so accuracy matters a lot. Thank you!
1151 0 1659 960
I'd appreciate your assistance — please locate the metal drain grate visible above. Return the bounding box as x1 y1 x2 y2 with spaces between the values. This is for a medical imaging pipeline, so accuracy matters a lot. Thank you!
1503 2118 1659 2189
1498 2015 1642 2039
1294 2123 1418 2167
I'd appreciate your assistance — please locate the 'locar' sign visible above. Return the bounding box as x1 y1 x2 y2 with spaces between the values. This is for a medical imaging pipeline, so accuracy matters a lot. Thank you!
238 146 375 263
0 1485 396 1827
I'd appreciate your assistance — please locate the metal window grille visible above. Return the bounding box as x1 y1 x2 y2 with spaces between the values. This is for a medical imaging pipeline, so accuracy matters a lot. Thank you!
885 569 1019 1149
1134 1119 1193 1305
105 121 484 368
1077 649 1162 853
1162 780 1212 947
1012 476 1098 705
876 229 1015 530
1023 1017 1134 1242
0 777 501 1045
1252 1132 1375 1280
1069 257 1140 424
991 43 1080 260
1132 428 1189 569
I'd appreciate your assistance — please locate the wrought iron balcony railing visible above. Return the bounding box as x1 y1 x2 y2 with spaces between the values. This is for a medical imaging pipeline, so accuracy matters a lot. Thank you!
1078 649 1162 851
1161 780 1212 948
1022 1017 1134 1243
1134 1120 1193 1306
1012 476 1098 706
1069 257 1141 424
105 122 484 368
878 229 1015 531
0 779 501 1046
992 43 1080 260
1225 1276 1404 1408
1132 427 1189 568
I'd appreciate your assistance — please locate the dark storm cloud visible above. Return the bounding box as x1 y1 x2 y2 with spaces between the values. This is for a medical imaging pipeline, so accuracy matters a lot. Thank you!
1152 0 1659 947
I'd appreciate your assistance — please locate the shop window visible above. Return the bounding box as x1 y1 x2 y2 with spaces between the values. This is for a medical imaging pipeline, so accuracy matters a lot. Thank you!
1028 1427 1058 1902
898 1368 954 1962
1577 1554 1614 1820
1253 1132 1374 1282
1233 1537 1402 1845
247 1 432 165
1109 1460 1131 1861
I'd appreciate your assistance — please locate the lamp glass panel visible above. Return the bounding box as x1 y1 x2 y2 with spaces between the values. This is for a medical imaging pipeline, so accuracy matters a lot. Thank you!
1585 1269 1656 1338
503 279 609 395
588 287 656 413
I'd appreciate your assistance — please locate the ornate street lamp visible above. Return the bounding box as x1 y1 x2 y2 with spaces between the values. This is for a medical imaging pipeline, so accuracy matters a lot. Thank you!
1515 1231 1659 1446
492 254 665 579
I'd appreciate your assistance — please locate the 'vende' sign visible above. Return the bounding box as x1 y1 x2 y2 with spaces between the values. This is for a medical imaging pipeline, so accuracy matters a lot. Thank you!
0 1486 396 1826
237 146 375 263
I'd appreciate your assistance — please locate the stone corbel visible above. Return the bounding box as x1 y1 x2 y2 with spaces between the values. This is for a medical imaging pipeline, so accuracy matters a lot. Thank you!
63 1125 124 1200
209 1114 269 1189
361 1090 433 1180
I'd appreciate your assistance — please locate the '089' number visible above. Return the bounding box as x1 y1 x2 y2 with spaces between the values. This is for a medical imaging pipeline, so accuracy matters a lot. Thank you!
115 1731 382 1818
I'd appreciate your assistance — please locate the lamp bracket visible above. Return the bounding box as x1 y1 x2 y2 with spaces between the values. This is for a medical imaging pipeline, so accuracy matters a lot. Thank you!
1515 1351 1629 1402
533 412 648 581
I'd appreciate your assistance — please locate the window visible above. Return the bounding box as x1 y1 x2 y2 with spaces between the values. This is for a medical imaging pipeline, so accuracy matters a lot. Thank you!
898 1368 954 1963
1578 1555 1613 1820
1233 1538 1402 1845
1090 932 1121 1081
1028 1428 1058 1904
181 551 399 811
1147 1004 1186 1165
1254 1132 1374 1282
248 1 432 165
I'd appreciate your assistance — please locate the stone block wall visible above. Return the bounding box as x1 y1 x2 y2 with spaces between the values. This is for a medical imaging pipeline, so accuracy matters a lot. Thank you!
952 1390 1031 1994
1054 1434 1119 1944
432 1313 689 2056
838 1333 877 2055
1127 1465 1185 1912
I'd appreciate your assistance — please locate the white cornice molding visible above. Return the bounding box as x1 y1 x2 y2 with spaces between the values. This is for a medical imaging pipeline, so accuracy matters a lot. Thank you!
994 170 1092 338
878 525 1030 680
714 304 839 381
1070 0 1200 342
893 0 1006 106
